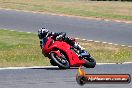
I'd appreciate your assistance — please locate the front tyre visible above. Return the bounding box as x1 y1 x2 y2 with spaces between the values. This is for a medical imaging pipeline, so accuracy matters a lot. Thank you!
50 60 57 66
83 57 96 68
50 52 70 69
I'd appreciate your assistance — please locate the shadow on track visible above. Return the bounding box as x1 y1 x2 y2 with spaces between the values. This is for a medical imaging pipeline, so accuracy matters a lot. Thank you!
30 67 79 70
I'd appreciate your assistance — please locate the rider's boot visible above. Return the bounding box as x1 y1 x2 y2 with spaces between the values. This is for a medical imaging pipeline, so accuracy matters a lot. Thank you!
73 42 84 58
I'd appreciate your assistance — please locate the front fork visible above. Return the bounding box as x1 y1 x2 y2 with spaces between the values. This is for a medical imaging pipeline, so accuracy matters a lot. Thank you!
50 50 62 58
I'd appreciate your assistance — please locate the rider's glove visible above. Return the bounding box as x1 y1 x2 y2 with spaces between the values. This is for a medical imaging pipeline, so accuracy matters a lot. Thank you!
74 42 79 48
74 42 85 50
56 35 63 40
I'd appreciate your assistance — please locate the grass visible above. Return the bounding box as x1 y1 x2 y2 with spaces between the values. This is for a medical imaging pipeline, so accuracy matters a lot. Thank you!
0 29 132 67
0 0 132 21
0 29 50 67
78 39 132 63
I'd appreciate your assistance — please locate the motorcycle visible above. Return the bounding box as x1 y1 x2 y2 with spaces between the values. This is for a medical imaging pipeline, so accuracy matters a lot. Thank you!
42 36 96 69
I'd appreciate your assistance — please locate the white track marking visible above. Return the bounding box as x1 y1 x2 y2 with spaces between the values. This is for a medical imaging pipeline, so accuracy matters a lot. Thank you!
0 9 131 47
82 39 86 41
0 62 132 70
102 42 107 44
27 32 31 33
0 66 58 70
97 63 117 65
0 8 132 24
123 62 132 64
94 41 100 43
108 43 113 45
128 46 132 48
75 38 79 39
70 37 131 48
87 40 94 42
10 30 15 31
2 29 132 48
121 45 126 47
114 44 118 46
105 19 110 22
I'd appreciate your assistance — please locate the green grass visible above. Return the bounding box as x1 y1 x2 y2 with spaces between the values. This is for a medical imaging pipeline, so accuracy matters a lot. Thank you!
0 0 132 21
78 39 132 63
0 29 50 67
0 29 132 67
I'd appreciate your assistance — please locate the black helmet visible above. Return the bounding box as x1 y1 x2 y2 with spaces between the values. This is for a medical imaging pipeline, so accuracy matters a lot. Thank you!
38 28 49 39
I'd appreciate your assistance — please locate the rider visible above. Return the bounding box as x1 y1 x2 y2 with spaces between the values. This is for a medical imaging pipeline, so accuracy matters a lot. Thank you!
38 28 84 55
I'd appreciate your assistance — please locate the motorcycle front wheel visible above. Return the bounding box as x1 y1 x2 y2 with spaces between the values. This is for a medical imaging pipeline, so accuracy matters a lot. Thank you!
83 57 96 68
50 52 70 69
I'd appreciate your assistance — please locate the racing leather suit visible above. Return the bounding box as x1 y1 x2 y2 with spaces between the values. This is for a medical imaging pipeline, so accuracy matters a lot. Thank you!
39 32 83 53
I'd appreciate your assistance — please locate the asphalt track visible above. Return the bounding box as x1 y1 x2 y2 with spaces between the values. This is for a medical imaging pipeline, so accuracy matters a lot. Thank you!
0 64 132 88
0 9 132 46
0 9 132 88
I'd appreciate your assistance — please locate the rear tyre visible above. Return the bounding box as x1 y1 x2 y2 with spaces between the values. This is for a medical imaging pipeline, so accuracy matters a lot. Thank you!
50 52 70 69
83 57 96 68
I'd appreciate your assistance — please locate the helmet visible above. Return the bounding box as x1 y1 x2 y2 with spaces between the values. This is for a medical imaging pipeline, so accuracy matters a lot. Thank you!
38 28 49 39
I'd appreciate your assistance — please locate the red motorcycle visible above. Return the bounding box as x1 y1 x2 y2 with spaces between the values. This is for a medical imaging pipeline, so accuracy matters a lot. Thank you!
42 36 96 69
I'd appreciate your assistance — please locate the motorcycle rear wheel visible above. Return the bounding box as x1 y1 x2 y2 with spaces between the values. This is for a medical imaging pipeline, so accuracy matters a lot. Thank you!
50 52 70 69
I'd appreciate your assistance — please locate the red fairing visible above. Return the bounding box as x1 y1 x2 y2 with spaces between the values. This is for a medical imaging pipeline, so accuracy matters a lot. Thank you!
42 36 86 67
